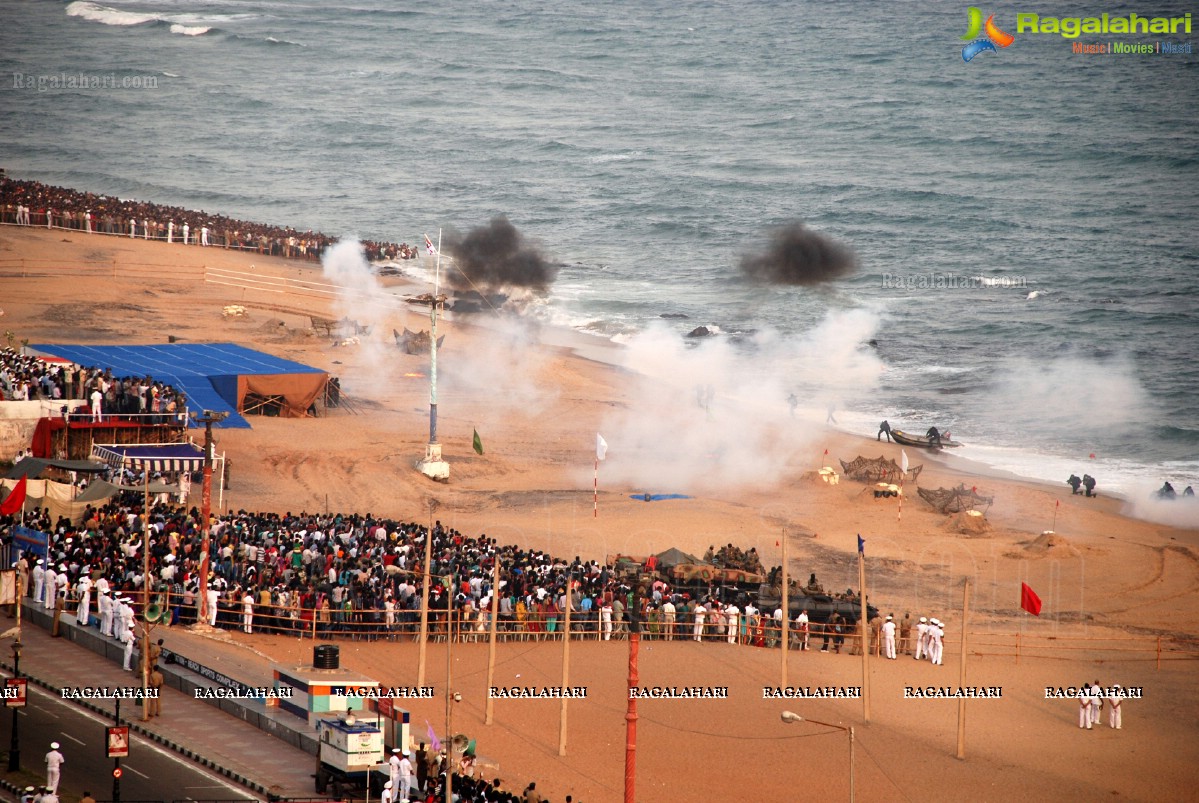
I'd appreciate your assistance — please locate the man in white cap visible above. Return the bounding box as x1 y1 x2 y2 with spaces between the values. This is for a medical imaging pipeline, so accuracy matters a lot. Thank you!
76 573 93 627
930 619 944 666
915 617 928 660
45 741 65 793
1079 682 1093 729
882 614 897 659
120 604 137 671
242 588 254 634
380 780 395 803
98 589 114 637
389 747 403 790
206 582 220 626
32 560 45 603
398 750 416 800
42 564 57 610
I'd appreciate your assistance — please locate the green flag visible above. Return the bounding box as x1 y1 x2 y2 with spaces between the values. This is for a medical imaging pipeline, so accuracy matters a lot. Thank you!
472 428 484 455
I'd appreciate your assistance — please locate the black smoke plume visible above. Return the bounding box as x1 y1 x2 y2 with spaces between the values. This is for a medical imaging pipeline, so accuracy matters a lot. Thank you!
444 216 557 293
739 221 857 285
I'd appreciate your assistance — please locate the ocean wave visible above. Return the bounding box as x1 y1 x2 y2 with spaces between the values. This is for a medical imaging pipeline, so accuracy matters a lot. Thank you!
170 24 212 36
66 1 156 26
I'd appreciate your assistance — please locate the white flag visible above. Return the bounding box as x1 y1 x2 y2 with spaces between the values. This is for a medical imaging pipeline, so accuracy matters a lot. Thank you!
901 449 910 474
596 433 608 461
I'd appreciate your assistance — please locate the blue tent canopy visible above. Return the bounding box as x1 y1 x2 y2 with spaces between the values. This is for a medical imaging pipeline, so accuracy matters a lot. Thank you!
30 343 327 428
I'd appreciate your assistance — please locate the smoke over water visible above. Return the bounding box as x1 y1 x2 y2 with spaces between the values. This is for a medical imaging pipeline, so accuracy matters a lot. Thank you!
594 309 885 494
443 216 557 295
739 221 857 285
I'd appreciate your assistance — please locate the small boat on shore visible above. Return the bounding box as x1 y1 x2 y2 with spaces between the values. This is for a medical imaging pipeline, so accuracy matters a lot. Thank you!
891 429 963 449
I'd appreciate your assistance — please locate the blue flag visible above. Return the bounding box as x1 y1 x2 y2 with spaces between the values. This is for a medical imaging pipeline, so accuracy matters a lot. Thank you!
857 534 865 554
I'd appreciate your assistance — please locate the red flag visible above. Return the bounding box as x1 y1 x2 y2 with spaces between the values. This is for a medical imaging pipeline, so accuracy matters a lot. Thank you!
1056 499 1060 508
1020 582 1042 616
823 449 829 455
0 476 27 515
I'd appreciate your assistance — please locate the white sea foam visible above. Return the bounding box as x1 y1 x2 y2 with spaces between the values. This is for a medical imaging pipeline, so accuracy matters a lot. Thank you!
66 1 156 26
170 24 211 36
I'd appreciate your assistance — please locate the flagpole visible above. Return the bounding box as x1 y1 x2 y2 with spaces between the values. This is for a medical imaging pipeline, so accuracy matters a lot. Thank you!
955 578 970 759
593 457 598 518
780 529 789 687
417 229 449 481
484 557 500 726
1051 499 1059 532
417 511 433 688
857 541 871 724
559 580 571 756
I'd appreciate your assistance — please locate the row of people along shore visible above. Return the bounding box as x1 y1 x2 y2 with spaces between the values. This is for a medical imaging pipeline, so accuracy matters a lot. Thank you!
0 175 417 263
4 498 943 663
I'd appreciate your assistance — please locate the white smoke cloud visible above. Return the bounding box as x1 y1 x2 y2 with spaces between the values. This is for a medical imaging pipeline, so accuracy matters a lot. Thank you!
594 308 886 493
976 353 1154 436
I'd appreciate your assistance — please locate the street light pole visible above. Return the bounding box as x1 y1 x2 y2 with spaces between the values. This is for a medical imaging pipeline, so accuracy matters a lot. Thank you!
191 410 228 626
7 640 20 772
781 710 854 802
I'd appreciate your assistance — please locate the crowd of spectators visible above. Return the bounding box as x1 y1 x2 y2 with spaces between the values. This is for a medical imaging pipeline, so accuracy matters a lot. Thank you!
1 346 186 424
3 491 864 652
0 176 418 263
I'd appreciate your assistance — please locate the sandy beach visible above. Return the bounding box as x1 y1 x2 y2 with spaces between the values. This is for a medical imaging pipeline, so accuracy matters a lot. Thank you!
3 224 1198 802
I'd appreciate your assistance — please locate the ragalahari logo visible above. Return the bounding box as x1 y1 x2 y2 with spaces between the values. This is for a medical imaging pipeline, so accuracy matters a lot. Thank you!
961 7 1015 61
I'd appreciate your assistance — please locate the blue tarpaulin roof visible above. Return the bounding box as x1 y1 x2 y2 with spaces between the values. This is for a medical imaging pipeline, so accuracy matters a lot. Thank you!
29 343 326 428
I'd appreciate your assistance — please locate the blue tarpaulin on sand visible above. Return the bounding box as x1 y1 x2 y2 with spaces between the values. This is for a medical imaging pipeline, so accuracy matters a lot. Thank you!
29 343 327 429
629 493 693 501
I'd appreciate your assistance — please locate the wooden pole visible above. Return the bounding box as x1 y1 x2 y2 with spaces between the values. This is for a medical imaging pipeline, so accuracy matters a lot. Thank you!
624 614 640 803
955 578 971 759
417 514 433 688
485 558 500 725
780 530 789 687
558 581 572 756
857 549 870 723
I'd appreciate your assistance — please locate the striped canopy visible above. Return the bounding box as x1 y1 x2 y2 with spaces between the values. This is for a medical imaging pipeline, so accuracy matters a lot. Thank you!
92 442 206 473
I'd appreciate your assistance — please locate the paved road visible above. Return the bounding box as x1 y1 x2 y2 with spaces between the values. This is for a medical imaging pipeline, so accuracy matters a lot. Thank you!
13 683 254 801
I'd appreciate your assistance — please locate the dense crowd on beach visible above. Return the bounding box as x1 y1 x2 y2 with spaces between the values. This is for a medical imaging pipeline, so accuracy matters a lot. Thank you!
3 493 895 654
0 175 418 262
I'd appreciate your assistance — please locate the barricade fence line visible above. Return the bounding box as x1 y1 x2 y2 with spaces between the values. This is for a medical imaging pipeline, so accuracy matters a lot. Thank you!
0 216 327 260
41 587 1199 665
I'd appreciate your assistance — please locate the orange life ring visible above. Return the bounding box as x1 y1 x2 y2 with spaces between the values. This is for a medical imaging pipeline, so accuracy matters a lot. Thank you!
699 568 714 582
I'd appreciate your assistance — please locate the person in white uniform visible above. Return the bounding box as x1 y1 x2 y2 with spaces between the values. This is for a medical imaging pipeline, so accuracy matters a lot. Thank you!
882 614 897 659
76 574 93 627
795 609 810 651
1107 684 1123 729
1078 683 1093 729
31 560 45 603
44 742 65 793
242 591 254 633
1089 680 1103 726
120 610 136 671
915 617 928 660
42 565 57 609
